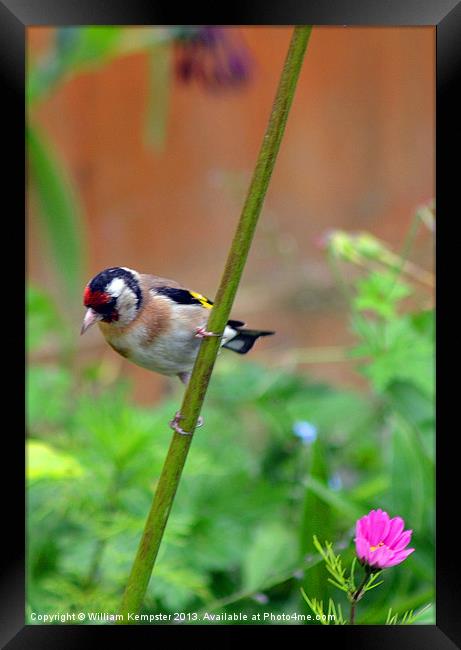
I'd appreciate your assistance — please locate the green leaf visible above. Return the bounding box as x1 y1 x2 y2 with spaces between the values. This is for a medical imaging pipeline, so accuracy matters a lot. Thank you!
27 440 85 481
304 476 363 521
242 521 298 592
354 271 411 319
27 366 73 431
28 28 123 105
148 563 211 610
26 285 62 353
300 439 332 547
350 313 384 353
75 389 163 469
287 390 374 438
28 124 86 300
348 475 390 504
63 27 123 68
386 603 433 625
300 589 347 625
355 315 434 397
389 423 432 530
410 603 434 624
386 381 434 428
299 439 334 603
311 540 349 593
363 572 384 592
28 27 170 106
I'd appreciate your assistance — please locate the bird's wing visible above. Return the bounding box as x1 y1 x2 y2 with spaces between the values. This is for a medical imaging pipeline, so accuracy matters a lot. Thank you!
154 286 215 310
143 275 246 327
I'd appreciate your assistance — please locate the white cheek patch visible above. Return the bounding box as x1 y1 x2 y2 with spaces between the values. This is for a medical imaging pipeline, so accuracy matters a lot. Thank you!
105 277 139 326
107 277 125 298
116 287 138 325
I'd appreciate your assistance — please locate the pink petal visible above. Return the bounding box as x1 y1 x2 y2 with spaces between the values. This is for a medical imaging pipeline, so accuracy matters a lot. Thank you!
369 509 390 546
369 545 393 569
367 510 378 543
383 517 405 547
384 548 415 567
379 512 390 543
392 530 413 551
355 536 370 563
357 515 370 541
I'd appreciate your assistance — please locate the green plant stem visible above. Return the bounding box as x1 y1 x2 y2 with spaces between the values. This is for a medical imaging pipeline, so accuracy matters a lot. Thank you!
349 566 372 625
117 26 312 623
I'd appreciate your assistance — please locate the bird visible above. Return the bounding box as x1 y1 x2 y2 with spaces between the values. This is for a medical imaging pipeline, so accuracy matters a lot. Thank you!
81 266 275 434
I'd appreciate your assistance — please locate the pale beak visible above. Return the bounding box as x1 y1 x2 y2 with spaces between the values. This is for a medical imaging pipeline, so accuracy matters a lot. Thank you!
81 308 102 335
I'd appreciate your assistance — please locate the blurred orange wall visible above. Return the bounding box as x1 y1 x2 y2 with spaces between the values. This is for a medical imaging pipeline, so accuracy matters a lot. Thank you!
28 27 434 402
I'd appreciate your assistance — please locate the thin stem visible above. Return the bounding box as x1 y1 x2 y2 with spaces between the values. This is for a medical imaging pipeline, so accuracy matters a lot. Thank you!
349 566 372 625
350 600 357 626
384 207 429 300
117 26 313 623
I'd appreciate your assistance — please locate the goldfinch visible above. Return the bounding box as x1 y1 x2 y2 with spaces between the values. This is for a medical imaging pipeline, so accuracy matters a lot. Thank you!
81 267 274 433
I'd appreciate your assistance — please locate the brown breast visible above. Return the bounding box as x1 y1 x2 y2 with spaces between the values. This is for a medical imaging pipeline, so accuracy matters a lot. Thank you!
99 289 172 348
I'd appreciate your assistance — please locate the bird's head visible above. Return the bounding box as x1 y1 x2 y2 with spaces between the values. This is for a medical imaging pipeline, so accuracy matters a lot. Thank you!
81 267 143 334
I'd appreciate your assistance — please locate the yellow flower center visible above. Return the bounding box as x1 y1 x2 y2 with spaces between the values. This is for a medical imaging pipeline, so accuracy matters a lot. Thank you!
369 541 385 552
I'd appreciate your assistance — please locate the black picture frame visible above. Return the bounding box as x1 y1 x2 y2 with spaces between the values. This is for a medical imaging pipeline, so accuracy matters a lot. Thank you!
3 0 458 647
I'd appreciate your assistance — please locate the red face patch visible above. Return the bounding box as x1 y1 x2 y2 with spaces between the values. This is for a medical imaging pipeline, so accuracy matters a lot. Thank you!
84 287 110 307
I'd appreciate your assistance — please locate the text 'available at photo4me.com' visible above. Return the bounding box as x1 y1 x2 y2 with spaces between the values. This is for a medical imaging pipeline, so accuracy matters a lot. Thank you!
29 610 337 624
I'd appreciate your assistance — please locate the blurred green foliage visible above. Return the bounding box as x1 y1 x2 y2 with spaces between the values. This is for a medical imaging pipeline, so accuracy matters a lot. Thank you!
27 225 434 624
27 27 433 624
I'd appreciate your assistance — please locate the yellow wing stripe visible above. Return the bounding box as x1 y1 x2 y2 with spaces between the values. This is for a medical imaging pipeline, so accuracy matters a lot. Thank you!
189 291 213 309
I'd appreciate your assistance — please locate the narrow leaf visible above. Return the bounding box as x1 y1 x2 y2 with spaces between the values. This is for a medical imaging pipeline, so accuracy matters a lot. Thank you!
28 124 86 300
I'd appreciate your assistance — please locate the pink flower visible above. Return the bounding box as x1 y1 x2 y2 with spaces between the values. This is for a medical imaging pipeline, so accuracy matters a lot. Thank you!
355 509 415 570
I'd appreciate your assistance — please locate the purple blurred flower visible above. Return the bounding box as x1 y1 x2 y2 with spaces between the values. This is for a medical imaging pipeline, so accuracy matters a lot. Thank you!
252 592 269 604
292 421 317 444
355 509 415 570
174 26 251 91
328 473 343 491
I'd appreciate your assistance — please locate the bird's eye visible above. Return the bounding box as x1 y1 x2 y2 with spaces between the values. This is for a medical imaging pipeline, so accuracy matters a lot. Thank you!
95 299 117 316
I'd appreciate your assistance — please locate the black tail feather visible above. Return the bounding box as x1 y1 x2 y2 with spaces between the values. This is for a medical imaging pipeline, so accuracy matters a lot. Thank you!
223 329 275 354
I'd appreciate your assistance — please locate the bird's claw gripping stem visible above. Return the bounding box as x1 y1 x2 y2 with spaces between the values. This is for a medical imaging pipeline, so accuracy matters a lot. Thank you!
169 411 203 436
195 327 221 339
